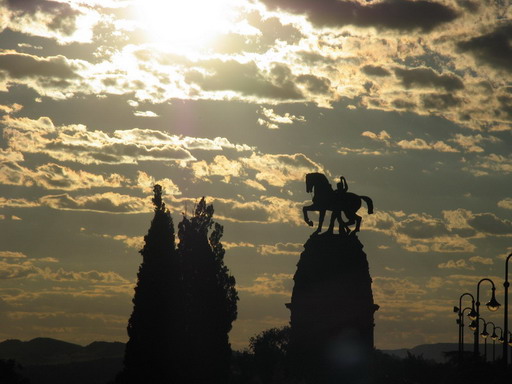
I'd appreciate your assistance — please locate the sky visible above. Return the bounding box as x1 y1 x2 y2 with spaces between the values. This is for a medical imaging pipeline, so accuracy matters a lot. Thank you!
0 0 511 351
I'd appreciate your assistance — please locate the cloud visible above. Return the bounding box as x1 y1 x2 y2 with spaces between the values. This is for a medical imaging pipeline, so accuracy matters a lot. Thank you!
457 24 512 73
394 67 464 91
136 171 181 196
0 260 37 279
498 198 512 210
361 65 391 77
3 116 252 165
0 162 129 190
2 0 81 36
191 155 244 183
133 110 158 117
257 107 306 129
0 251 27 259
468 213 512 235
260 0 458 32
362 130 391 144
240 153 323 187
373 277 426 301
258 242 302 256
396 138 458 152
238 273 293 297
101 234 144 250
438 259 474 270
186 60 304 100
39 192 150 214
450 134 501 153
468 256 493 265
0 52 80 79
472 154 512 174
183 195 305 226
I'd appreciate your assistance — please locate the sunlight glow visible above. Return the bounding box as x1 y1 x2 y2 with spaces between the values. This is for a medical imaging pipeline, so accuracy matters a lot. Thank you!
133 0 237 53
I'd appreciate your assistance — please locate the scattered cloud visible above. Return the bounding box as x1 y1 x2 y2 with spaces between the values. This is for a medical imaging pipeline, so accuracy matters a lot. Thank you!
238 273 293 297
0 251 27 259
257 107 305 129
258 242 302 256
260 0 458 32
498 198 512 210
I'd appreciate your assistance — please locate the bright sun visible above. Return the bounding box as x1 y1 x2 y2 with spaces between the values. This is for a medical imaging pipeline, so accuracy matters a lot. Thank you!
133 0 237 53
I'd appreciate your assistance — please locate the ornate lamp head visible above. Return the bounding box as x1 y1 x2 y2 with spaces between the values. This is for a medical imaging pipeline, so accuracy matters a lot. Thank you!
485 289 500 312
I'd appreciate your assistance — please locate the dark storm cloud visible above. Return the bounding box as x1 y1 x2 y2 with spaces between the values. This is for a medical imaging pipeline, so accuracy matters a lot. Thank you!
457 24 512 73
296 74 331 94
468 213 512 235
260 0 458 32
186 60 303 100
394 67 464 91
421 93 462 109
397 217 449 239
248 13 304 46
0 52 79 79
214 13 303 54
391 99 416 109
361 65 391 77
5 0 80 35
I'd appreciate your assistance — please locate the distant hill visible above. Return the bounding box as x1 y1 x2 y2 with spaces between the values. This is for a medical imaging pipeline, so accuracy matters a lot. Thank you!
0 338 125 366
382 343 503 363
0 338 125 384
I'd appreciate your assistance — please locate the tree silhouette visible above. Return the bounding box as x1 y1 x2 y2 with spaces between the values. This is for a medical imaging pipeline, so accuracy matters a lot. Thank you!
249 326 290 383
177 197 238 383
117 185 179 383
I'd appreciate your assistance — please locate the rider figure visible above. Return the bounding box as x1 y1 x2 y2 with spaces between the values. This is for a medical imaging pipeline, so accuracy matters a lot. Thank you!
336 176 348 195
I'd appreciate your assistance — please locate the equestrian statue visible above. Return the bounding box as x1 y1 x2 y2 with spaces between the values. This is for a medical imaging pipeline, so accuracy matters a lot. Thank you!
303 173 374 235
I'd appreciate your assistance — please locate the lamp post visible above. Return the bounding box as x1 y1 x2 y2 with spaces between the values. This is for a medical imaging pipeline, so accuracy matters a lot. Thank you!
493 326 504 362
474 278 501 357
479 318 488 362
508 332 512 365
503 253 512 366
454 293 476 361
459 307 476 359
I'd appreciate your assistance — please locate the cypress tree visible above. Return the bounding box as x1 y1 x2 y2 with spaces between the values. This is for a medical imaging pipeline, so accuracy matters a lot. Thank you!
177 197 238 384
117 185 178 383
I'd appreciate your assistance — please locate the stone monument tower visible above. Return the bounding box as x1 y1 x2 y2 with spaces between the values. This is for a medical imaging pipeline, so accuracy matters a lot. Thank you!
288 173 378 383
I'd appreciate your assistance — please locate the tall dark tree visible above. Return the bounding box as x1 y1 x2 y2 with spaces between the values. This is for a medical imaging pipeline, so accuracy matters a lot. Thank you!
117 185 179 383
177 197 238 383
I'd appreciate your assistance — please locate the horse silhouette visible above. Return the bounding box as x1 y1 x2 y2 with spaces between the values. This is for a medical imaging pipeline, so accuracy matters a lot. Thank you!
302 173 374 235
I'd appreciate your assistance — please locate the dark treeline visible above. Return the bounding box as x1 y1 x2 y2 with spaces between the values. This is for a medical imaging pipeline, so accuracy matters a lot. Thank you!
115 185 238 384
230 326 512 384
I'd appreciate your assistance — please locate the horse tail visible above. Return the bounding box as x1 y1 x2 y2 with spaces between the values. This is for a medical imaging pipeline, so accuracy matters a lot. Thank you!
360 196 374 214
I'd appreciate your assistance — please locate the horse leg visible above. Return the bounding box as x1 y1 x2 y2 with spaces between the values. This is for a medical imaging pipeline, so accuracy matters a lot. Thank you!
313 209 326 235
303 205 315 227
354 214 362 232
345 211 362 233
326 210 337 234
337 212 350 235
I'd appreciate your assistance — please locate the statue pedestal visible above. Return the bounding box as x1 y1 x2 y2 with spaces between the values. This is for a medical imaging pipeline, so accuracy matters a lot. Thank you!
287 233 378 383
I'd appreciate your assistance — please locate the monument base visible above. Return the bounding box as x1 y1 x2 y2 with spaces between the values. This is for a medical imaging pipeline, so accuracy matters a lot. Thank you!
287 233 378 383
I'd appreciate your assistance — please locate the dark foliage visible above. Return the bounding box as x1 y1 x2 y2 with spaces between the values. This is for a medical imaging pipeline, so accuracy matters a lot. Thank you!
117 185 178 383
117 191 237 384
249 326 290 383
0 359 30 384
177 197 238 383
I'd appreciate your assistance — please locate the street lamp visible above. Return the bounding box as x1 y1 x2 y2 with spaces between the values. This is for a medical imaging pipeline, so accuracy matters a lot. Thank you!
454 293 476 360
474 278 501 357
479 317 488 361
503 253 512 366
486 323 502 362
